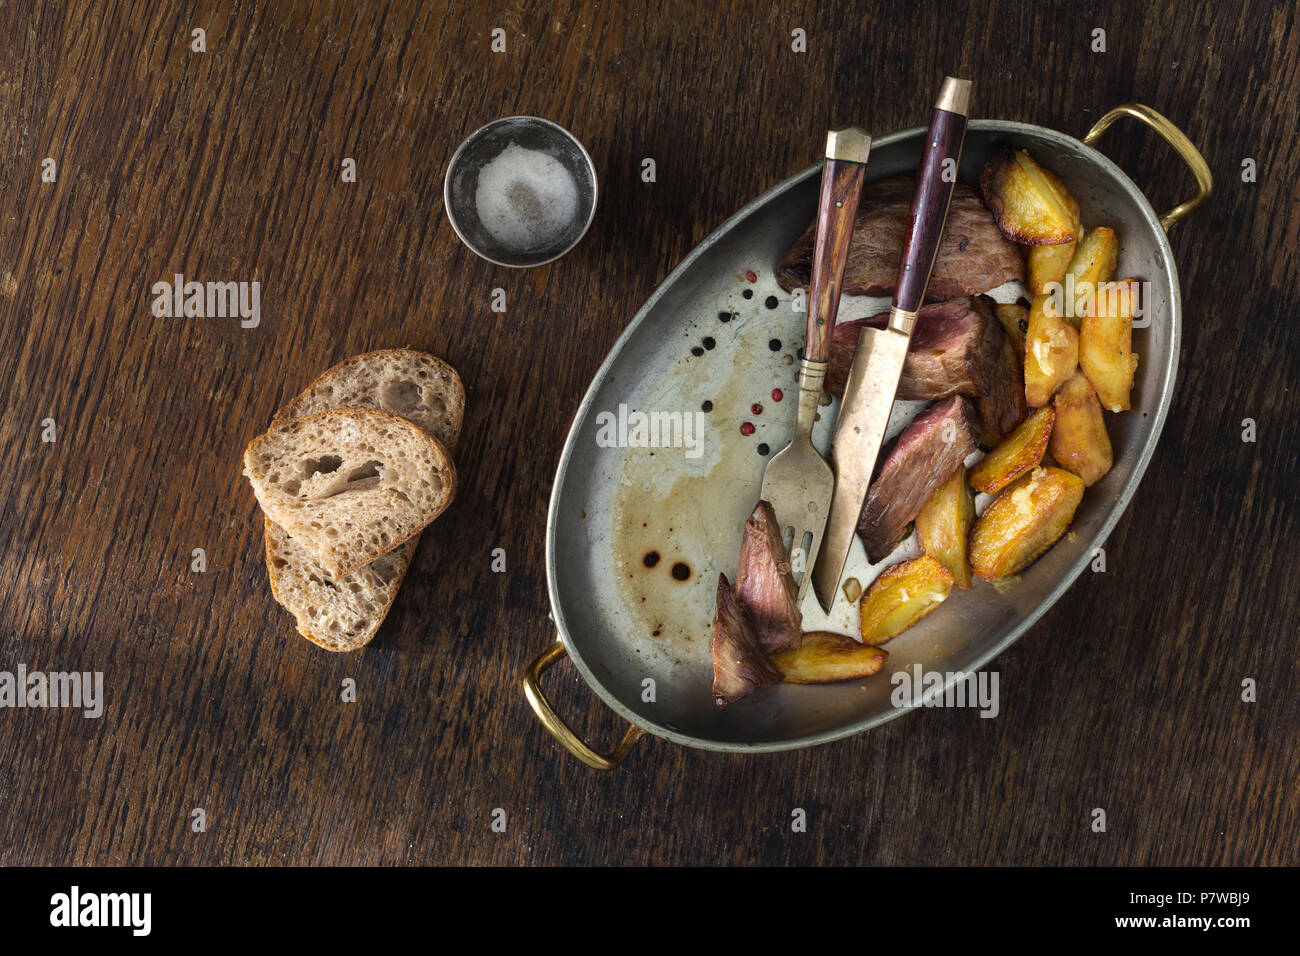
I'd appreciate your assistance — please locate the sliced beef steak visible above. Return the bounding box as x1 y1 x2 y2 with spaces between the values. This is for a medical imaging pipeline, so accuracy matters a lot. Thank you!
734 500 802 654
826 296 1026 446
975 330 1029 446
857 395 981 563
710 574 781 707
777 176 1025 300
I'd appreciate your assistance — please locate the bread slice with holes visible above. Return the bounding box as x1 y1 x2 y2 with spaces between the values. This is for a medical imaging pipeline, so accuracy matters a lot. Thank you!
265 520 418 651
274 349 465 453
262 351 465 651
244 408 456 578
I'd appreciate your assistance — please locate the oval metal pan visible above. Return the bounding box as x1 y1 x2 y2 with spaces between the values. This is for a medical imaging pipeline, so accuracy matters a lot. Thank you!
546 120 1181 753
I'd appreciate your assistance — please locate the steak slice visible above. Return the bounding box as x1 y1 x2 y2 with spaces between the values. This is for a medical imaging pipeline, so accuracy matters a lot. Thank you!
975 329 1029 446
777 176 1025 300
857 396 981 563
710 574 781 707
826 296 1027 446
734 500 802 654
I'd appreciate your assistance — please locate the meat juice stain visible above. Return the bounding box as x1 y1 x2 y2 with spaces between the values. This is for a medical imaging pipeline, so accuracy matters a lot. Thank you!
616 308 796 657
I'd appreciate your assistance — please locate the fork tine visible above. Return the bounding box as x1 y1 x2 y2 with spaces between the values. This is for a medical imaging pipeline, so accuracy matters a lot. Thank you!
771 516 824 605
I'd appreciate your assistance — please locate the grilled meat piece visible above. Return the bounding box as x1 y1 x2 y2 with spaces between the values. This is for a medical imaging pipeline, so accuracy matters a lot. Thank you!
710 573 781 707
777 176 1025 300
975 327 1029 446
857 396 981 563
734 500 803 654
826 296 1026 446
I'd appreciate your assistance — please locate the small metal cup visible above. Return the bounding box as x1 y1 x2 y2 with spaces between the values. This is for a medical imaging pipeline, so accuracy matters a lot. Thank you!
444 116 598 268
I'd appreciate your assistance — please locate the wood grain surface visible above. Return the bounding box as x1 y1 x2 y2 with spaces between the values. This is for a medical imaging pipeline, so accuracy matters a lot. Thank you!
1 0 1297 866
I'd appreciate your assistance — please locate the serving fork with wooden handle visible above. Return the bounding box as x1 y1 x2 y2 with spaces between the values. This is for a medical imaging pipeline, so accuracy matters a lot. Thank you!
759 126 871 601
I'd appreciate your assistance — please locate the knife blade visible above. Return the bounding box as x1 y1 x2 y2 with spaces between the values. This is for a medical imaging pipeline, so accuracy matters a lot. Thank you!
811 76 972 612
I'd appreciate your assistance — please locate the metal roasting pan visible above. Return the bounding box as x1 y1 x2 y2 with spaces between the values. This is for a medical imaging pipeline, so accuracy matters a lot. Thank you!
523 104 1212 769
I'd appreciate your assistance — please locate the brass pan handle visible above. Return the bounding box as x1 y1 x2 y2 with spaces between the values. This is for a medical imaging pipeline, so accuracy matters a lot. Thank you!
522 639 645 771
1083 103 1212 231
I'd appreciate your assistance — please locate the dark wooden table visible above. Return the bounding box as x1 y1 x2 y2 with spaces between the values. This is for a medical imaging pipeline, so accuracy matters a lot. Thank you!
2 0 1296 866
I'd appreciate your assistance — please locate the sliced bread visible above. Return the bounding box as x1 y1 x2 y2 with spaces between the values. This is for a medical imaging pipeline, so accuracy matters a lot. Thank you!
262 349 465 652
265 519 418 651
274 349 465 453
244 407 455 578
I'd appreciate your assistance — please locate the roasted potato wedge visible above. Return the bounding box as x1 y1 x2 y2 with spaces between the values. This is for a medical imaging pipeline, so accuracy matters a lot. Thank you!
968 405 1055 495
969 466 1085 581
1026 184 1081 293
773 632 888 684
994 302 1029 355
859 555 954 645
1080 278 1139 412
1063 227 1118 320
916 466 975 588
1024 294 1079 407
1050 372 1113 486
1028 240 1077 295
979 148 1080 245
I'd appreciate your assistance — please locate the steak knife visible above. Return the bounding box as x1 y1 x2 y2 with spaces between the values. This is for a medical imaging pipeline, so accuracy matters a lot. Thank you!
810 76 972 612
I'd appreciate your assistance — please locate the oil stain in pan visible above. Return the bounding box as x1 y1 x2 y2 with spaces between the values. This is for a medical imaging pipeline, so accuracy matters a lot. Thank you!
613 302 798 656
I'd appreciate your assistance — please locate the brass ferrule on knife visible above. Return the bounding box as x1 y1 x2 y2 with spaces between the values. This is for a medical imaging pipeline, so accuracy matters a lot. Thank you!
886 305 920 336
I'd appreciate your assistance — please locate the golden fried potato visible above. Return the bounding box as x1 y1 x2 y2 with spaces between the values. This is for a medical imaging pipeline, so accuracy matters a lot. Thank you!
859 555 954 645
969 466 1085 581
1064 227 1118 313
979 148 1080 245
968 405 1055 495
1081 278 1139 412
1024 294 1079 407
995 302 1029 355
916 466 975 588
773 632 888 684
1028 240 1077 295
1050 372 1113 486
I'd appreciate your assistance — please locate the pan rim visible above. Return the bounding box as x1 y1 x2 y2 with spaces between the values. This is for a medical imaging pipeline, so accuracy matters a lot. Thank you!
545 118 1182 754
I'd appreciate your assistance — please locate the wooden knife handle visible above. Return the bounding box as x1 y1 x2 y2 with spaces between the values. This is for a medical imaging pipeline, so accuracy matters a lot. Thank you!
892 77 971 318
806 127 870 363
